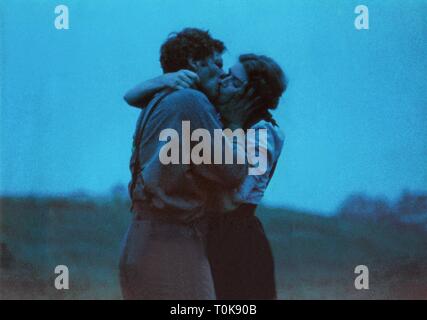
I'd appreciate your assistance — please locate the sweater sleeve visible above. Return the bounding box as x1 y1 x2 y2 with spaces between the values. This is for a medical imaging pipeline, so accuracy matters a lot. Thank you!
159 89 248 189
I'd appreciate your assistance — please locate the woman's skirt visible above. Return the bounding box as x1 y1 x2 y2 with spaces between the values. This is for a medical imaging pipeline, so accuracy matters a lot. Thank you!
207 204 277 300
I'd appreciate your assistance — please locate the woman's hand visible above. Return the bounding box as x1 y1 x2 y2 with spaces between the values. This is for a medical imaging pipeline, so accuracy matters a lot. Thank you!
160 70 199 90
124 70 199 107
217 88 262 129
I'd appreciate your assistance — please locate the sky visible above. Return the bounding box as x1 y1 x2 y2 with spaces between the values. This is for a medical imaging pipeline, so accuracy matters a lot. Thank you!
1 0 426 214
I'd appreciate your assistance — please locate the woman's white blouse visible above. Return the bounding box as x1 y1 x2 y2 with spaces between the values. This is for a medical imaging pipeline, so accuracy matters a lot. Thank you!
233 120 285 205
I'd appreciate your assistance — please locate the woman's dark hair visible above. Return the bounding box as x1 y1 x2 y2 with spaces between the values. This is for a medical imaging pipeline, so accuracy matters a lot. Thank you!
160 28 225 73
239 54 287 111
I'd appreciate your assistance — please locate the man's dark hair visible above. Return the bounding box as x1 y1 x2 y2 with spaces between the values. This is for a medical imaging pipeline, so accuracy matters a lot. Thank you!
239 54 287 111
160 28 225 73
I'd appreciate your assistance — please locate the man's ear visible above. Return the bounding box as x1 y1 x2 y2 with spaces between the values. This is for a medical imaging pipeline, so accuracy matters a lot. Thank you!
188 58 202 72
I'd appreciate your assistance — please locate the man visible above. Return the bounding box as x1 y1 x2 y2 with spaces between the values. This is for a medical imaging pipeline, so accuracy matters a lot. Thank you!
119 28 258 299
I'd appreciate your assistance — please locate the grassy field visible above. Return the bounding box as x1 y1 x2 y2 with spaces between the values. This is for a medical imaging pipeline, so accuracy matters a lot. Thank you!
1 197 426 299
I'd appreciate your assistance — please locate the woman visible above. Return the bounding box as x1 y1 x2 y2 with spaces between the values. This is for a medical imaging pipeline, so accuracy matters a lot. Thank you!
124 54 287 299
207 54 286 300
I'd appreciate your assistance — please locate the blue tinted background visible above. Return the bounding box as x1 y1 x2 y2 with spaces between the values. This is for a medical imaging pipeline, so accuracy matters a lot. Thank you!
1 0 426 214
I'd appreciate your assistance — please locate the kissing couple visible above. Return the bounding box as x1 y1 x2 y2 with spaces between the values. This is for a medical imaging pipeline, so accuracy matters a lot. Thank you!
119 28 286 300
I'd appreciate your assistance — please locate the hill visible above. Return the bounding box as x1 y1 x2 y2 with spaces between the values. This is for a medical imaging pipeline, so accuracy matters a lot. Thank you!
1 197 426 299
